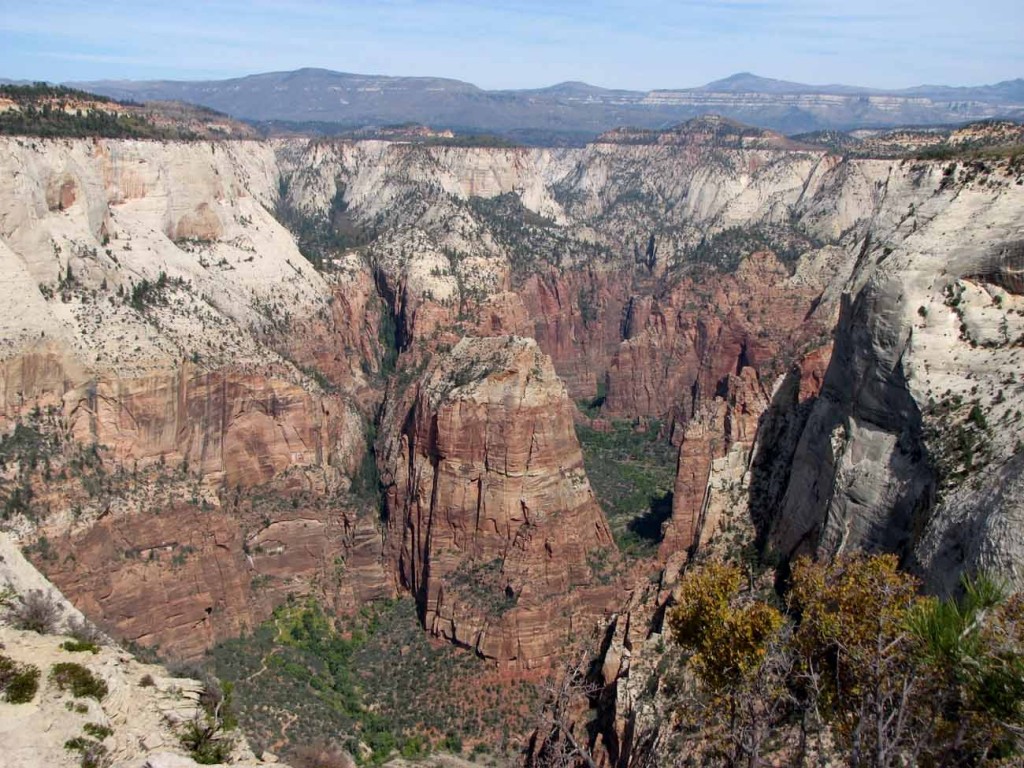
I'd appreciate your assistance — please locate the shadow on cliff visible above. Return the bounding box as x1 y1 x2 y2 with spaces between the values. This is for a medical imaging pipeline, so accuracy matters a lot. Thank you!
747 288 938 578
626 490 673 548
746 362 820 560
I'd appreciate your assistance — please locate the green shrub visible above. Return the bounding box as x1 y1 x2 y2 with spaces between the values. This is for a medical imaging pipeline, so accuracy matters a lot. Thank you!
50 662 109 700
441 732 464 753
64 736 111 768
61 640 101 654
0 653 41 703
82 723 113 740
181 718 233 764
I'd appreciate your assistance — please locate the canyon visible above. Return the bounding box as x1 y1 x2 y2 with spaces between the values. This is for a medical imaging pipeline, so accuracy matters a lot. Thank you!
1 117 1022 763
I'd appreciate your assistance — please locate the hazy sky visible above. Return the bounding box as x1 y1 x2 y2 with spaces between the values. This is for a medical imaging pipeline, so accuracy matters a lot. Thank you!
1 0 1020 90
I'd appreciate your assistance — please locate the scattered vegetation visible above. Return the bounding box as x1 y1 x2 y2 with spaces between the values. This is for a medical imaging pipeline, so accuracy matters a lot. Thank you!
275 179 375 269
210 596 538 763
684 223 819 274
0 414 62 521
465 192 612 279
446 558 518 614
924 393 995 491
662 554 1024 767
126 271 187 312
575 419 676 556
1 405 116 527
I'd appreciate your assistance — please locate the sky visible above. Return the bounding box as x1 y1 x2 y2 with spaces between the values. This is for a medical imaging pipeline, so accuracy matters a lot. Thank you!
0 0 1021 91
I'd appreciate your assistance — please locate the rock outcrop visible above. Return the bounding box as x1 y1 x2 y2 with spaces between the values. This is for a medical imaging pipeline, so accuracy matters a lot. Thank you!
763 159 1024 590
380 337 619 667
0 137 386 658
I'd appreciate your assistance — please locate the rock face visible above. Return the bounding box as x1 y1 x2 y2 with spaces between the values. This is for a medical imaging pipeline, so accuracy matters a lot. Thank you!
69 366 359 487
517 268 631 400
604 252 827 420
763 159 1024 591
0 534 282 768
0 137 388 658
37 502 389 660
661 367 770 562
380 337 618 667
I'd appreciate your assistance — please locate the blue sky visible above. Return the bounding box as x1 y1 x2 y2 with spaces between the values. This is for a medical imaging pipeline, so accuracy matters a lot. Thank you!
0 0 1020 89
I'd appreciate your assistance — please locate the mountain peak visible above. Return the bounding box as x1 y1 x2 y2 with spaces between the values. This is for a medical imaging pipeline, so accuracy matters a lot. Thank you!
699 72 813 94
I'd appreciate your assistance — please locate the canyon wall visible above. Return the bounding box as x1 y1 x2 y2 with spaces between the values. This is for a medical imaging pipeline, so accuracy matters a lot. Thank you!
0 137 390 657
2 129 1023 679
764 160 1024 590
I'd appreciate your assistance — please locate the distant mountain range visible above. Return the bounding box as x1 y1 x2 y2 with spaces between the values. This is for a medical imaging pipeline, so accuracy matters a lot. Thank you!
64 69 1024 143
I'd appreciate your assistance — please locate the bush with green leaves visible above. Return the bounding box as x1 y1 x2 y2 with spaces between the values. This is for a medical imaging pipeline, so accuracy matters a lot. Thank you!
0 653 41 703
663 555 1024 767
64 736 111 768
67 615 106 646
82 723 113 740
61 639 100 654
50 662 109 700
180 716 234 765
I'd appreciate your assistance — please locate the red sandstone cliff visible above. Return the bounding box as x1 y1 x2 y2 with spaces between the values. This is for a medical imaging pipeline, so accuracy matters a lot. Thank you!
379 336 620 668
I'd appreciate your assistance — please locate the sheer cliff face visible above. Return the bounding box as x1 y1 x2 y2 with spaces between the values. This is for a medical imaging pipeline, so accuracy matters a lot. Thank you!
762 159 1024 592
0 138 389 655
378 336 617 667
2 131 1023 666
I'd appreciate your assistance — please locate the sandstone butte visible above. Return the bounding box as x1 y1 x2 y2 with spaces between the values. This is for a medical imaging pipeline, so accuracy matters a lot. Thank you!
380 336 619 667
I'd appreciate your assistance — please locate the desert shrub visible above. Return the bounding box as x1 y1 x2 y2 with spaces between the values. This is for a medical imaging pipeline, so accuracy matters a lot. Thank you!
441 732 464 754
66 615 106 646
290 740 356 768
180 716 233 764
0 583 17 609
7 588 63 633
50 662 109 700
82 723 113 740
61 639 100 654
139 673 156 687
0 653 41 703
197 674 237 731
64 736 111 768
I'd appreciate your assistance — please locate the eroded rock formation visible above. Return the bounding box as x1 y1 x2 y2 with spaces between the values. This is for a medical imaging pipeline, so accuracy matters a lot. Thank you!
1 126 1022 691
380 336 619 668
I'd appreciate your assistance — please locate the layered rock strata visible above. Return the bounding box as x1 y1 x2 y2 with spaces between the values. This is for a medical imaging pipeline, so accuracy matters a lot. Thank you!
379 336 619 667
